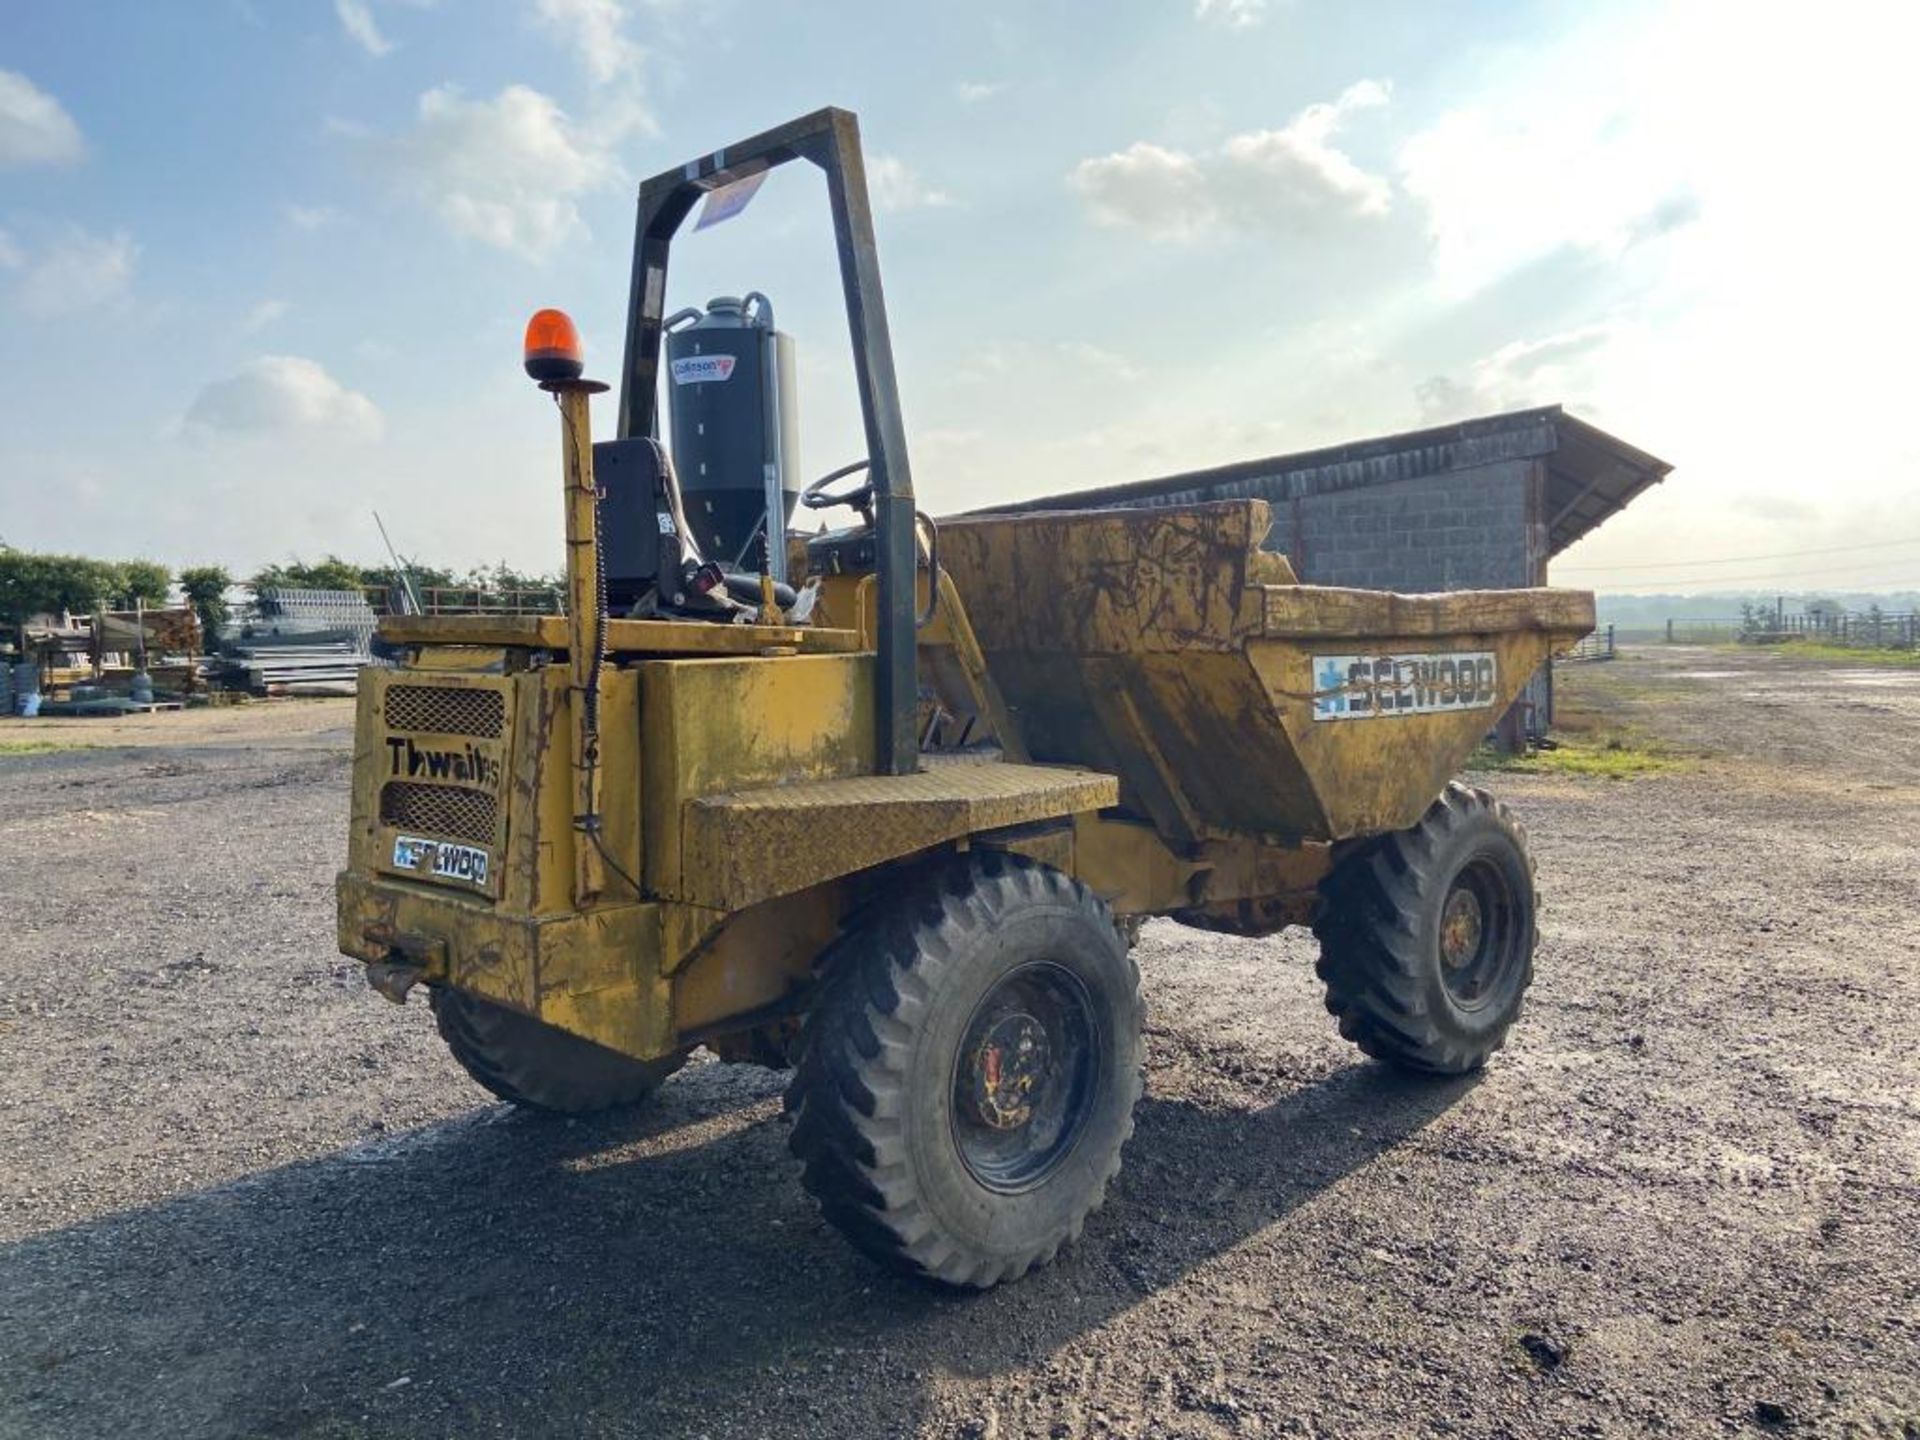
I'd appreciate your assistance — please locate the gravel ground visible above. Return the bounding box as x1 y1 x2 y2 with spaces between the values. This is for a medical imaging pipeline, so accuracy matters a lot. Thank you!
1 646 1916 1439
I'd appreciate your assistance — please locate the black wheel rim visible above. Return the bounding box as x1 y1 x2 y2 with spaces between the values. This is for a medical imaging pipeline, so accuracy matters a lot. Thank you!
950 961 1101 1194
1437 854 1523 1010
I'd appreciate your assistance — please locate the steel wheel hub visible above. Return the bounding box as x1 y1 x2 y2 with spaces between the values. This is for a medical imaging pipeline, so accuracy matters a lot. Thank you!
1440 887 1485 970
950 962 1101 1195
1435 855 1523 1010
966 1012 1051 1130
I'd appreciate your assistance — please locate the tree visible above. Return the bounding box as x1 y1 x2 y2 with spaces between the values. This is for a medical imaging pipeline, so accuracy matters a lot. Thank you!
251 555 369 593
179 565 232 641
0 547 46 644
368 561 458 593
465 560 562 596
114 559 172 609
0 548 124 645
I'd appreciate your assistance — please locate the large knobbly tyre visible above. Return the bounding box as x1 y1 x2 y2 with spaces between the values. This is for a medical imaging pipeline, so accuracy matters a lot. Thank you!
787 852 1143 1290
430 989 687 1114
1313 781 1538 1075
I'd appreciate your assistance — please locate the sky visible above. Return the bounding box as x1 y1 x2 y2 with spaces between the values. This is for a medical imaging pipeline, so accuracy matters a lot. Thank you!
2 0 1917 595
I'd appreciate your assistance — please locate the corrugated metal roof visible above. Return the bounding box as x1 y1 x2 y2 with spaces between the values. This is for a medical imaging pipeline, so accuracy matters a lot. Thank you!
979 405 1671 558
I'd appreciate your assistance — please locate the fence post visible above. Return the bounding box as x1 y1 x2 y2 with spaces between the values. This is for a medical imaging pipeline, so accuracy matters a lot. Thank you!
1665 618 1673 643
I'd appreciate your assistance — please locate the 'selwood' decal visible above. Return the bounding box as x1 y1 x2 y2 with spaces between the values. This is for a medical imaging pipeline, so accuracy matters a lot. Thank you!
1312 651 1499 721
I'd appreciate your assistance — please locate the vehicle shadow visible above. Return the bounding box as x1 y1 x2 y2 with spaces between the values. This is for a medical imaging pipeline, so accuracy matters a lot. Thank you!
0 1056 1474 1439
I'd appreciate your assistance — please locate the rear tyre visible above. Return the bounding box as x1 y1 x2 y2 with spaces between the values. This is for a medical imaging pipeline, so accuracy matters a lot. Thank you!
787 852 1143 1289
430 989 687 1114
1313 782 1537 1075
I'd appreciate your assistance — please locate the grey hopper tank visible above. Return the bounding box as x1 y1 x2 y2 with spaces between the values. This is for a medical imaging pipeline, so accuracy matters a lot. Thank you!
664 293 800 581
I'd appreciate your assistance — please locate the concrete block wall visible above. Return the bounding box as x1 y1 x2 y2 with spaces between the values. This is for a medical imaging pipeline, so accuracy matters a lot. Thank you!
1252 457 1552 744
1258 459 1543 593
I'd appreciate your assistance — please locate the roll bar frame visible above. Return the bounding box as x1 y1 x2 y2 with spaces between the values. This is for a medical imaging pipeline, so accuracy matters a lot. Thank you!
618 107 920 776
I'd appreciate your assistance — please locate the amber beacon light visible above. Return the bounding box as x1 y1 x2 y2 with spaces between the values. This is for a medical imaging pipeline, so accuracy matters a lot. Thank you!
523 308 585 383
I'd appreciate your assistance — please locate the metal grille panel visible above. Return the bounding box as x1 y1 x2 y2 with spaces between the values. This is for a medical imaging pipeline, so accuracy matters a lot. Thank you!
379 782 498 846
384 685 504 738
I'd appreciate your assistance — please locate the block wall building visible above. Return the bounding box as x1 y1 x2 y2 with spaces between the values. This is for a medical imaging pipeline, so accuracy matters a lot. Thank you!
995 406 1671 738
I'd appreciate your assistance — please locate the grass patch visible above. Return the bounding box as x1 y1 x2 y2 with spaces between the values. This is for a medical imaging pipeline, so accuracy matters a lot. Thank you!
1471 687 1691 780
0 738 94 755
1768 640 1920 668
1474 736 1686 779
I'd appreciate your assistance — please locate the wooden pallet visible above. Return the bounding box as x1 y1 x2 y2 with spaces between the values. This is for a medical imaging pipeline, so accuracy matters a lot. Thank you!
38 699 186 717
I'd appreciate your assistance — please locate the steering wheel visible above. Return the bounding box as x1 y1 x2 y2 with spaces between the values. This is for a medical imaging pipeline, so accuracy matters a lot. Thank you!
800 458 874 517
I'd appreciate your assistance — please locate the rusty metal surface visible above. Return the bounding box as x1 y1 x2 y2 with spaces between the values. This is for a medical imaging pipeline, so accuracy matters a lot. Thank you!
1260 584 1594 639
941 502 1271 655
556 383 607 903
349 668 519 902
940 499 1594 842
639 652 876 899
335 871 677 1059
376 613 863 655
681 762 1117 910
810 567 1028 759
669 886 843 1034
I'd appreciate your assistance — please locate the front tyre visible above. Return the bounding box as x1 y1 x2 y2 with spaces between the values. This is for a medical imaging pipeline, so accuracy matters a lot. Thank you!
430 989 688 1114
1313 782 1538 1075
787 853 1143 1290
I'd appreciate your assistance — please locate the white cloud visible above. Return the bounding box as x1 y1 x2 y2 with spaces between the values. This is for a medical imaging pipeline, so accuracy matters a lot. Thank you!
378 84 615 260
1071 142 1210 238
0 70 85 168
0 228 22 269
955 80 1005 103
1195 0 1266 28
1056 341 1143 382
14 227 137 317
334 0 394 56
284 203 341 231
948 339 1146 388
1417 324 1629 422
531 0 656 142
867 154 955 212
185 356 383 441
536 0 643 85
1397 52 1696 294
242 298 290 332
1070 80 1391 241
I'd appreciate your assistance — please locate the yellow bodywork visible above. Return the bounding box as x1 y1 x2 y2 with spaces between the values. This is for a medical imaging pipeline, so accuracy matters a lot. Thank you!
938 501 1593 841
338 497 1592 1063
336 649 1115 1060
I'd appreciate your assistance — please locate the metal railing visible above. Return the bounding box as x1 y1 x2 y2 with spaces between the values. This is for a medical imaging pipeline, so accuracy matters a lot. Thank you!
1563 625 1616 662
360 585 562 618
1663 611 1919 649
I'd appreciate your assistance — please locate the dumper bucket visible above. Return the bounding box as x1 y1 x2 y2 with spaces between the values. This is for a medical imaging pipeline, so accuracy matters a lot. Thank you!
939 500 1593 845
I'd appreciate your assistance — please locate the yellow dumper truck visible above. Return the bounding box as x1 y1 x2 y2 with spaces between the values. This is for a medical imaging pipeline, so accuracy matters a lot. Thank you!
337 108 1594 1288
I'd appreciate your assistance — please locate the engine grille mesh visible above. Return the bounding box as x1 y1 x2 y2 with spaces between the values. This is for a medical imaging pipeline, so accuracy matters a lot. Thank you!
379 782 497 846
384 685 504 738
